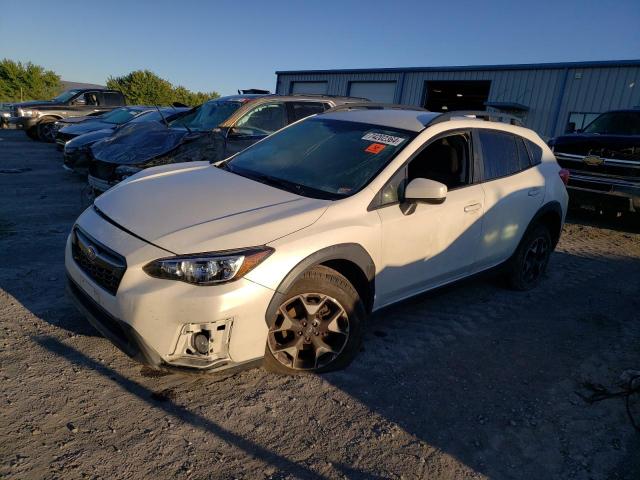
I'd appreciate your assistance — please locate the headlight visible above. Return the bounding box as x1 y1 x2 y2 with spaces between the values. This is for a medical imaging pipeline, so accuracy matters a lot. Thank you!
18 109 37 117
115 165 142 180
143 246 274 285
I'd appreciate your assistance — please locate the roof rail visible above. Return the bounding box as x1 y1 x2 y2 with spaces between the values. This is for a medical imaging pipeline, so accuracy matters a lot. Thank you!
325 102 428 113
428 110 523 126
287 93 370 101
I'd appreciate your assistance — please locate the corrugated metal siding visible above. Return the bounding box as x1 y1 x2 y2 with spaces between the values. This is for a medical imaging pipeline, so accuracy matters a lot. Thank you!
277 65 640 138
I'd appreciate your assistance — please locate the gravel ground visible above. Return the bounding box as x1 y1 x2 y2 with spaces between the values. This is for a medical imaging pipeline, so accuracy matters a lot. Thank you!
1 129 639 480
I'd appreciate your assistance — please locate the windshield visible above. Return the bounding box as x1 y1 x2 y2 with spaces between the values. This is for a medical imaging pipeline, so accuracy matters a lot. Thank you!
226 118 415 199
129 110 163 123
583 111 640 135
52 89 81 103
100 108 140 124
169 100 241 131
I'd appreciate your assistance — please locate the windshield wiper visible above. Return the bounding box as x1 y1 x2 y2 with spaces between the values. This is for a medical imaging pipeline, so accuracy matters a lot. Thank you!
231 168 337 199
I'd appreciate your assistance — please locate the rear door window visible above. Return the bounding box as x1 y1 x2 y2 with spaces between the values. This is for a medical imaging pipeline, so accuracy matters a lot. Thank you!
103 92 123 106
234 103 286 136
287 102 327 123
477 130 524 181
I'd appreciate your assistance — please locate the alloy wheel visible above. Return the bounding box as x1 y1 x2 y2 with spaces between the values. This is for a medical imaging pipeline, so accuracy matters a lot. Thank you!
267 293 350 370
39 123 55 142
522 236 550 284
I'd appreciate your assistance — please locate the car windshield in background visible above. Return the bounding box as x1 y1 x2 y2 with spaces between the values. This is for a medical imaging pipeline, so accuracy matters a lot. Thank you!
129 110 164 123
169 100 242 131
582 111 640 135
101 108 140 124
52 89 81 103
226 118 415 199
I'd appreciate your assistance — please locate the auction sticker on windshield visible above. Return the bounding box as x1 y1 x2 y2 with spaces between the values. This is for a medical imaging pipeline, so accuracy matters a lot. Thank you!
362 132 407 146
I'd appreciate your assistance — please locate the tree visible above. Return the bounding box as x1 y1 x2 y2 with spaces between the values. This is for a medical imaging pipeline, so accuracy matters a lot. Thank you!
106 70 218 106
0 59 61 102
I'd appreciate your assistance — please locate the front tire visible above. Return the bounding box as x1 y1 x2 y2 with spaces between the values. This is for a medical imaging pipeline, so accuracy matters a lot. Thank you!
264 265 366 374
505 224 552 291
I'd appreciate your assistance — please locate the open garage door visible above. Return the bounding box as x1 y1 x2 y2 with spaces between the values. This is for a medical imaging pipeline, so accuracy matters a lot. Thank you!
349 81 397 103
425 81 491 112
290 81 328 95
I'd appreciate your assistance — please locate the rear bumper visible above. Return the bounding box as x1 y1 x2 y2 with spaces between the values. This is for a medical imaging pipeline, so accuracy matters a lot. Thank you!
566 173 640 212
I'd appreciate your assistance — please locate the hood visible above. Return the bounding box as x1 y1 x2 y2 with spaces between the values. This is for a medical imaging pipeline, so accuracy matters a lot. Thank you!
65 128 114 150
59 115 97 125
94 162 330 253
60 119 114 136
12 100 56 108
91 122 196 165
552 133 640 162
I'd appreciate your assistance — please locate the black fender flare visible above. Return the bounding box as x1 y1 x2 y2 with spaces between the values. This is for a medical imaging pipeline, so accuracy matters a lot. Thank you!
264 243 375 327
515 200 563 254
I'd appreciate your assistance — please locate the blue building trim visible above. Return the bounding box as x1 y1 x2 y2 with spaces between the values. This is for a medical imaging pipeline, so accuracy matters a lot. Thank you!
276 59 640 75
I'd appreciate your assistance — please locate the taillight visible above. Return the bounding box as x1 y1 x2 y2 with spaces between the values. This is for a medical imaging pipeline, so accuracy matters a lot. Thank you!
558 168 570 186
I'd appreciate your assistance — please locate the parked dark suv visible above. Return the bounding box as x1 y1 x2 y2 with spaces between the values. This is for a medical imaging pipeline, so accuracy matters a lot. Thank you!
549 109 640 216
8 88 126 142
87 94 366 193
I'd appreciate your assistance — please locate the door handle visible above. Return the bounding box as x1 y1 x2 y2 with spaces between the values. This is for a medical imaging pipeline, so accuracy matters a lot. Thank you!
528 188 541 197
464 203 481 213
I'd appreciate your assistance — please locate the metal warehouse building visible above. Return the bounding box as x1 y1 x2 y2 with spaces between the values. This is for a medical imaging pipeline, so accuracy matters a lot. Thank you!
275 60 640 139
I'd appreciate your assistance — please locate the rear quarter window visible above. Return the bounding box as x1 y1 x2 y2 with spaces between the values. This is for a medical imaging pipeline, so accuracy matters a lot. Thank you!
525 139 543 165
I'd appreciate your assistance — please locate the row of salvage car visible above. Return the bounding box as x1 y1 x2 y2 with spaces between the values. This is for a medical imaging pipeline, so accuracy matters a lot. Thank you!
55 93 367 194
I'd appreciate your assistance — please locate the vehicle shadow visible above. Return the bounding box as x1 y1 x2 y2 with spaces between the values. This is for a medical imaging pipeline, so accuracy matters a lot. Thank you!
33 335 336 480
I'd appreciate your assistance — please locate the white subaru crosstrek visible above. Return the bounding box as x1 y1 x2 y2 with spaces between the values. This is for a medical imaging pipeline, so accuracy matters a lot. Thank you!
65 107 569 374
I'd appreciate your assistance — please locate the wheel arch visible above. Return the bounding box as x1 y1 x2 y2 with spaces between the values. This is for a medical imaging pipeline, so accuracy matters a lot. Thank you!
526 200 563 248
264 243 376 327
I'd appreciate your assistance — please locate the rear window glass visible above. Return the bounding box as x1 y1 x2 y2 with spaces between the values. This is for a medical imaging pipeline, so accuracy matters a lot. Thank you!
478 130 521 180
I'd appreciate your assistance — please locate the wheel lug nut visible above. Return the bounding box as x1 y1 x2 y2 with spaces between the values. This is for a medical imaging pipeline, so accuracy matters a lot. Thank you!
301 321 307 327
298 331 303 336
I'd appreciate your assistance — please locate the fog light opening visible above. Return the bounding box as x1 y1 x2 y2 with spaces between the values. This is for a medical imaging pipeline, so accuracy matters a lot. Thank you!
192 332 210 355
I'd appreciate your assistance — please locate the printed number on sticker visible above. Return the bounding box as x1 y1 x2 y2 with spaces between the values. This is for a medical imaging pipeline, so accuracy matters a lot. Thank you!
362 132 405 146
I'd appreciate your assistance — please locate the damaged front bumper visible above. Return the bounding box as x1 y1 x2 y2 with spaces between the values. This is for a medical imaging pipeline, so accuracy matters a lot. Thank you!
64 208 273 371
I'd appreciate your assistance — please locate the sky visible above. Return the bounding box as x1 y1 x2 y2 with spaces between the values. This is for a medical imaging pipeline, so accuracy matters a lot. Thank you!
1 0 639 96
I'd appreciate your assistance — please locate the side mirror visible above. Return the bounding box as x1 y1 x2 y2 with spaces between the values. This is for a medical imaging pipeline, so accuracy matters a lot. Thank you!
404 178 447 204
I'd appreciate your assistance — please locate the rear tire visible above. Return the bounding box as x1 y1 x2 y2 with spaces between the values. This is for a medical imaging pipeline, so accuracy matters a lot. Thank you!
505 224 552 291
37 117 58 142
263 265 366 374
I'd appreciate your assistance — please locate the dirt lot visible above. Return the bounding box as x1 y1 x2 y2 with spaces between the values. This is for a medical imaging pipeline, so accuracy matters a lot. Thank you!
0 128 639 479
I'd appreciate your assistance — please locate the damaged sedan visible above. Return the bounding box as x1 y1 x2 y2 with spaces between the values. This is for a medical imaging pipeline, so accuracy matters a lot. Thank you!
63 107 189 174
87 94 365 192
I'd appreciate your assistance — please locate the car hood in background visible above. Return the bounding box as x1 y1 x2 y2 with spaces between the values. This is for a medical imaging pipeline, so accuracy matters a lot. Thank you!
65 128 115 150
552 133 640 161
93 162 330 253
90 122 202 165
60 119 115 136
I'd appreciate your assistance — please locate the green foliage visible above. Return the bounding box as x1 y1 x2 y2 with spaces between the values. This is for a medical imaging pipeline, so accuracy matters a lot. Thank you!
0 59 61 102
106 70 219 106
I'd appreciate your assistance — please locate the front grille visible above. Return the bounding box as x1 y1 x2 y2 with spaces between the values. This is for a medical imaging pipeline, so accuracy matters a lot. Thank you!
89 160 117 181
71 227 126 295
556 153 640 179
